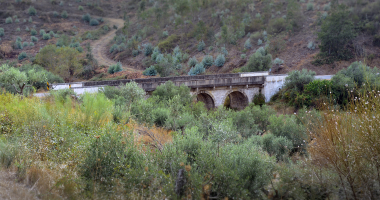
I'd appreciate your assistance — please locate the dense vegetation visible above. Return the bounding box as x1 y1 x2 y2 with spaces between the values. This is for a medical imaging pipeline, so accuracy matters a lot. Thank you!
1 61 380 198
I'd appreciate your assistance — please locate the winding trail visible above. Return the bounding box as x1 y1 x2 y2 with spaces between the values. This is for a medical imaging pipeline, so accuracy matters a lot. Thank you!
91 18 138 72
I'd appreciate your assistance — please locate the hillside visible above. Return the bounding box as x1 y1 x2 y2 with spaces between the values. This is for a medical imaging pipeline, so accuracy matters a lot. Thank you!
0 0 380 81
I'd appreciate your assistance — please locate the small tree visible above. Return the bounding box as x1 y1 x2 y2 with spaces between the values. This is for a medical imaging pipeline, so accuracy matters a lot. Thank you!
284 69 316 92
143 66 157 76
242 47 272 72
28 6 37 16
317 5 356 62
0 64 46 95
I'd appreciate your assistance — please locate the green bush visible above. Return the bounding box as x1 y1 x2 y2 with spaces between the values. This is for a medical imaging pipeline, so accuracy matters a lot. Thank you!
76 46 83 53
253 93 265 106
132 49 139 57
14 41 23 49
29 42 34 46
0 141 17 168
30 29 37 36
214 54 226 67
188 63 205 76
22 42 28 47
268 114 307 151
307 3 314 11
109 44 118 53
307 41 315 50
201 55 213 68
53 11 59 17
162 30 169 38
187 57 197 67
43 33 51 40
5 17 13 24
16 36 22 42
107 62 122 74
143 43 153 56
28 6 37 16
158 34 180 52
152 81 191 105
197 40 205 51
285 69 316 91
273 58 284 65
244 38 252 49
89 19 99 26
221 46 228 56
18 52 27 60
61 11 68 19
241 47 272 72
39 29 45 36
69 42 80 48
100 81 145 107
15 19 19 23
316 7 356 63
249 134 292 160
0 28 4 36
28 17 32 23
25 26 29 31
78 6 83 11
143 66 157 76
82 13 91 22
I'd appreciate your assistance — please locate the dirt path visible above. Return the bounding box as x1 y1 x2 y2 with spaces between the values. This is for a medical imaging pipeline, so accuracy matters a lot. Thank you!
91 18 138 72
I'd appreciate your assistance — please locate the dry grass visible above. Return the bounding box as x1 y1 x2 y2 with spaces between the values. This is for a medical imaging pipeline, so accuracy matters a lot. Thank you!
308 88 380 199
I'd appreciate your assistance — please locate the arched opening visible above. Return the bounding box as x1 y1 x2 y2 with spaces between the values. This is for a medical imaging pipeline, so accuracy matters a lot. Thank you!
196 92 215 110
224 91 249 110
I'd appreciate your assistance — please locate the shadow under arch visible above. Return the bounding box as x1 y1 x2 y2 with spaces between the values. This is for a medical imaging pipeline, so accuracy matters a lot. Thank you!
196 91 215 110
223 90 249 110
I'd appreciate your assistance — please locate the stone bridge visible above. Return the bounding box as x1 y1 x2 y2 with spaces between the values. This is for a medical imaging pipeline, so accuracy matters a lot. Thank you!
51 72 332 110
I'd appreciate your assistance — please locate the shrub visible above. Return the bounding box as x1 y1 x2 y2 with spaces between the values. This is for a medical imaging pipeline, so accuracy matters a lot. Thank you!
15 0 22 2
5 17 13 24
323 3 330 11
307 41 315 50
132 50 139 57
317 7 355 62
89 19 99 26
253 93 266 106
53 11 59 17
268 114 306 151
43 33 51 40
113 25 118 29
188 57 197 67
30 29 37 36
285 69 316 91
214 54 226 67
188 63 205 76
39 29 45 36
158 34 180 52
59 1 64 6
16 36 22 42
49 31 54 36
14 41 23 49
373 35 380 47
143 66 157 76
69 42 80 48
202 55 213 68
241 54 246 59
241 47 272 72
22 42 28 47
28 17 32 23
258 39 263 45
15 19 19 23
162 30 168 38
221 46 228 56
61 11 68 19
76 46 83 53
28 6 37 16
143 43 153 56
307 3 314 11
78 6 83 11
82 13 91 22
25 26 29 31
244 38 252 49
197 40 205 51
273 58 284 65
29 42 34 46
18 52 27 60
108 62 122 74
86 32 92 40
0 28 4 36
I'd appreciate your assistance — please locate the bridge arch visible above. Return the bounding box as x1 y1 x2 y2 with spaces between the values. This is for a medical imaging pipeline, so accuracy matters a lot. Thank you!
223 90 249 110
196 90 215 110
